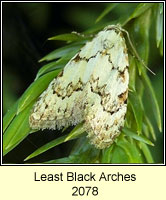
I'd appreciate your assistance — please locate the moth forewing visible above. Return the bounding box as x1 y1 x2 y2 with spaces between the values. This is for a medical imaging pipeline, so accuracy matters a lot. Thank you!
29 25 129 149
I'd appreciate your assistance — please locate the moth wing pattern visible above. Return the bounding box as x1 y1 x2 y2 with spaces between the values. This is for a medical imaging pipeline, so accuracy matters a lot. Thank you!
29 25 129 149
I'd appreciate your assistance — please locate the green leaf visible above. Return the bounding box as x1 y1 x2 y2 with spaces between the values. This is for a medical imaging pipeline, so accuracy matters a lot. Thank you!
64 123 85 142
27 137 100 164
95 3 118 23
111 146 129 163
35 60 66 80
43 145 99 164
129 3 154 20
43 156 77 164
3 100 18 133
144 116 156 141
159 34 163 56
156 3 163 47
122 127 154 146
24 123 85 161
83 21 114 34
141 68 162 132
39 43 84 62
129 8 151 65
17 69 61 114
101 145 114 163
125 103 136 129
128 91 143 133
128 55 136 91
136 77 144 98
69 137 89 155
124 6 152 77
24 135 67 161
120 3 153 26
159 3 163 14
116 137 143 163
3 101 34 156
142 123 150 139
138 142 154 163
68 137 100 164
48 32 90 42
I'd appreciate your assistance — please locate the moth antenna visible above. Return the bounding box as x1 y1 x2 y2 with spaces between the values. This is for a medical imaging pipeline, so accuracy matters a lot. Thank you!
122 28 156 75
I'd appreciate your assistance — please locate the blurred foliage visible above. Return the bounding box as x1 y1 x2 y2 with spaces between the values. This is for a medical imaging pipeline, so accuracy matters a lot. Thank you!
3 3 163 164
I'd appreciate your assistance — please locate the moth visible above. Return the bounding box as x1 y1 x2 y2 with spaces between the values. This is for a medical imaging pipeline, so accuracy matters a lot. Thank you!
29 25 129 149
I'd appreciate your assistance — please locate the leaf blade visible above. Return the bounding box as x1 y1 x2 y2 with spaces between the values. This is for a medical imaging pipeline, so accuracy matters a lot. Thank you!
141 68 162 132
130 3 154 20
24 123 85 161
128 91 143 134
144 116 156 141
116 138 143 163
48 33 90 42
95 3 118 23
138 142 154 163
156 3 163 48
24 135 67 161
39 43 84 62
3 102 34 156
3 100 18 133
101 145 114 163
35 60 66 80
122 127 154 146
17 69 61 114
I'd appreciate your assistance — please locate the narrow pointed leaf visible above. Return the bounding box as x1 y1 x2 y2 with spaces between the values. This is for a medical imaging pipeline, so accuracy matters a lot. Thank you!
101 145 114 163
17 69 61 114
3 100 18 133
116 138 142 163
141 68 162 132
159 3 163 13
130 3 154 19
142 123 150 139
95 3 118 23
35 60 66 80
24 135 67 161
3 102 34 156
120 3 153 26
64 123 85 142
122 127 154 146
128 55 136 91
69 140 100 163
111 146 129 163
128 91 143 133
159 33 163 56
43 146 99 164
48 33 90 42
70 137 89 155
39 43 83 62
144 116 156 141
83 21 114 34
43 156 75 164
156 3 163 47
138 142 154 163
24 124 84 161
